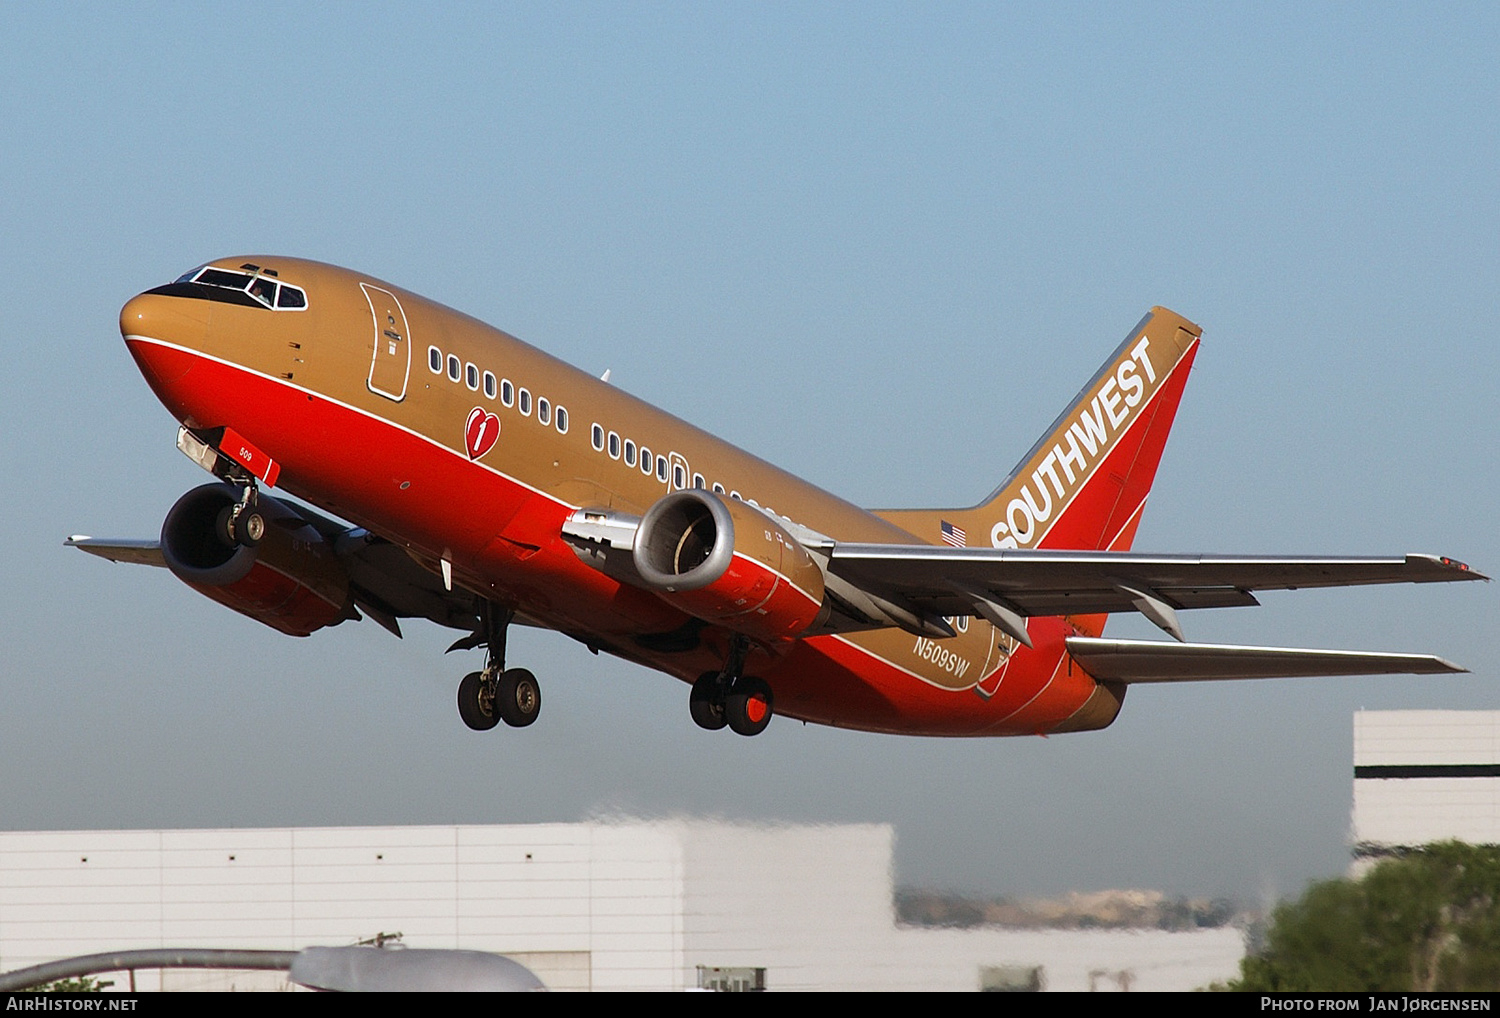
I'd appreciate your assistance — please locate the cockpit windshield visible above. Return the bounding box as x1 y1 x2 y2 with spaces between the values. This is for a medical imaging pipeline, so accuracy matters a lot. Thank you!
175 265 308 310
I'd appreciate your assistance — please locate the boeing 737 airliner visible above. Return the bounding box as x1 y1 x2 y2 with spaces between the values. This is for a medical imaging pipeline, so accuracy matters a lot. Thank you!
69 258 1485 738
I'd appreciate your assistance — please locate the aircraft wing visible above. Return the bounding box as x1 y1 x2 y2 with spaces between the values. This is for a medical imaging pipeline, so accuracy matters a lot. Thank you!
65 537 167 567
66 507 480 639
1065 636 1466 682
824 545 1486 641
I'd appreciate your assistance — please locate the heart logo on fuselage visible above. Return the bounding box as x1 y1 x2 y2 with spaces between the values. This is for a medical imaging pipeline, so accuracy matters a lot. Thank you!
464 407 500 460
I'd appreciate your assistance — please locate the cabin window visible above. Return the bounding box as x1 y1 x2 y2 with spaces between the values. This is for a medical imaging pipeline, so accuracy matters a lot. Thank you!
673 464 686 489
555 406 568 434
712 483 725 494
591 424 605 451
623 439 637 467
501 379 514 407
537 398 551 426
428 347 442 373
607 431 620 459
465 363 479 391
518 389 532 416
693 473 704 490
640 447 653 475
447 354 461 382
483 371 497 399
656 456 668 482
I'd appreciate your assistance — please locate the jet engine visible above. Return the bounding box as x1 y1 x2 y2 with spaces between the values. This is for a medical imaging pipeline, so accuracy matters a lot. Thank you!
632 490 827 642
160 483 352 637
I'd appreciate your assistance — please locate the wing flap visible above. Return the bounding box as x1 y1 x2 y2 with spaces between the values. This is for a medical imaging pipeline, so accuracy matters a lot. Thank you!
1066 636 1467 683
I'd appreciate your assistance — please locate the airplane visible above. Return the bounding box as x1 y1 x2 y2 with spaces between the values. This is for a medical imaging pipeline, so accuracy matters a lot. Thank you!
68 257 1486 739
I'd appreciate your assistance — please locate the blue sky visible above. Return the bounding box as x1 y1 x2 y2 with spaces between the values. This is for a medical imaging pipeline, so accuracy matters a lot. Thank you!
1 4 1495 899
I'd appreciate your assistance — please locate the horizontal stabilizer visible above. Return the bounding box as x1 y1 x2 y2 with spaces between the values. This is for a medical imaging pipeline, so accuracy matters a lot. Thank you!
64 537 166 567
1066 636 1466 683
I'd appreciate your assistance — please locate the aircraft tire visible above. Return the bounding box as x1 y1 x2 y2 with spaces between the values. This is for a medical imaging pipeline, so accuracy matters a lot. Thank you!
689 672 727 731
240 510 266 545
496 668 541 728
215 505 264 548
725 676 773 737
457 671 499 731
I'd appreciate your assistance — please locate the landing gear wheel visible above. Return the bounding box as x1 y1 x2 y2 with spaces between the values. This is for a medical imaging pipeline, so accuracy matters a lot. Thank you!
214 503 264 545
215 504 264 548
689 672 727 731
725 676 773 737
495 668 541 728
240 510 266 544
457 671 499 731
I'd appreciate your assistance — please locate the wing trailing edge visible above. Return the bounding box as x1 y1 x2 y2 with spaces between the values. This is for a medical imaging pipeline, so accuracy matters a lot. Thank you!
1066 636 1467 683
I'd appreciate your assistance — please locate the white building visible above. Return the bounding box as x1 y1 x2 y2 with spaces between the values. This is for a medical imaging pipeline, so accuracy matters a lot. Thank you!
1352 710 1500 866
0 819 1242 991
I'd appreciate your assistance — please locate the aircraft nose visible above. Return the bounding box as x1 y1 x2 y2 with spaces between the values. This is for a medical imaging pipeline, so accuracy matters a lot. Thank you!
120 289 211 346
120 290 211 386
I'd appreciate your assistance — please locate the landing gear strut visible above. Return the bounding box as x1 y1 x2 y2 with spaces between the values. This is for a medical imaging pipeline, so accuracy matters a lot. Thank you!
689 636 774 737
455 602 541 730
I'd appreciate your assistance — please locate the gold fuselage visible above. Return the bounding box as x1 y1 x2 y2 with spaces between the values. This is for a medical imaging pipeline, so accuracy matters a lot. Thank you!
122 256 1192 735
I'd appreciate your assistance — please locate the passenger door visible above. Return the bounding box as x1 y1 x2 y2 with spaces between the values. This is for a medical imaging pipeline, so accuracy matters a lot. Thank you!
361 283 411 401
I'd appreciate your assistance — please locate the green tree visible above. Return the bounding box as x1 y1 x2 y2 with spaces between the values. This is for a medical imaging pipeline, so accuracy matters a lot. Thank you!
1226 842 1500 991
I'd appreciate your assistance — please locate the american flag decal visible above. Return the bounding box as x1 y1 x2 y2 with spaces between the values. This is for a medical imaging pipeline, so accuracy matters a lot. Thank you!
940 520 967 547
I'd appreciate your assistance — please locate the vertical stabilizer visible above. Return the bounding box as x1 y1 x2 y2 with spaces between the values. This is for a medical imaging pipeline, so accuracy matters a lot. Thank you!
876 307 1200 557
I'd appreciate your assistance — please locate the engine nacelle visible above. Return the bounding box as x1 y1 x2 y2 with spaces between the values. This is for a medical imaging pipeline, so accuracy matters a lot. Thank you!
633 490 827 641
160 484 351 637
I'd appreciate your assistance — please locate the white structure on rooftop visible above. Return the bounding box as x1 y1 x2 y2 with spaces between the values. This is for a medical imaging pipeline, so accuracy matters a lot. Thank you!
0 819 1242 991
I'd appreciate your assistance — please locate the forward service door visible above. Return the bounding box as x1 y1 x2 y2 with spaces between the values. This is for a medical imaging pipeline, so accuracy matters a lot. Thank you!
361 283 411 401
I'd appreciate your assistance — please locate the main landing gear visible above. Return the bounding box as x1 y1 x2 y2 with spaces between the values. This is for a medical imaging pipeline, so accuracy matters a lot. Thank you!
690 636 774 737
455 603 540 731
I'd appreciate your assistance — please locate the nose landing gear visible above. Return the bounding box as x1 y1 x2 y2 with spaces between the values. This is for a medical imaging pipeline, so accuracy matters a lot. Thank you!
214 479 266 549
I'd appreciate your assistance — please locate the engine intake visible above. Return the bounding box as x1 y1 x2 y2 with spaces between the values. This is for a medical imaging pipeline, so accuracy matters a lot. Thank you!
633 490 827 641
161 484 351 637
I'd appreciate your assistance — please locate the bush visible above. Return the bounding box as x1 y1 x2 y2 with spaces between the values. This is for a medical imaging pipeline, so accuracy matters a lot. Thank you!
1225 842 1500 991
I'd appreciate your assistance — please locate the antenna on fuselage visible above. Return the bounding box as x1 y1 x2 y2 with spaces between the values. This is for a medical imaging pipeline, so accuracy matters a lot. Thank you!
600 369 611 383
